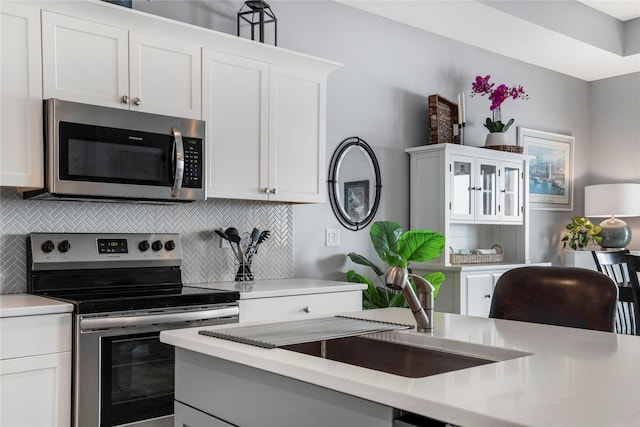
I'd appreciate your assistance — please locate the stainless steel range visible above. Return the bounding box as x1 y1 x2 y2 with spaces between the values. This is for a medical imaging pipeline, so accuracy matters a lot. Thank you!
27 233 239 427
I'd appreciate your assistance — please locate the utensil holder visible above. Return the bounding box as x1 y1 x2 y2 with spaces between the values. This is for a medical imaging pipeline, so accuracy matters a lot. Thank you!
233 260 255 284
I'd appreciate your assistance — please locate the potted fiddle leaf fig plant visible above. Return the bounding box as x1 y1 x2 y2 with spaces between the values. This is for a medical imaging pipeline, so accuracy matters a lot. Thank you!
562 216 603 250
346 221 446 309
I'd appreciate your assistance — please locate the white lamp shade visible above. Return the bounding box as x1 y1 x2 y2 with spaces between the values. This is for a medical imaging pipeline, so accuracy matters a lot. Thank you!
584 183 640 218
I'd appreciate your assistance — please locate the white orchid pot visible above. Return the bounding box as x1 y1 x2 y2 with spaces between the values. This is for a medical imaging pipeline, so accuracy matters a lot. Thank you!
485 132 509 147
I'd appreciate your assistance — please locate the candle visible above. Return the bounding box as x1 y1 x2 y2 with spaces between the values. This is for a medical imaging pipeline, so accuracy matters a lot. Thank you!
461 91 466 124
457 94 462 124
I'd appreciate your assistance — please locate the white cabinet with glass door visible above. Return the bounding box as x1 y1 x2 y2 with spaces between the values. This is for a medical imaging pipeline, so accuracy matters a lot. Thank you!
407 143 532 266
0 1 43 188
450 156 501 222
42 11 201 119
499 161 525 222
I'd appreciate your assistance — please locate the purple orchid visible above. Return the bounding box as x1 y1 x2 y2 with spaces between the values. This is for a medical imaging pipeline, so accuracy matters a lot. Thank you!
469 75 529 132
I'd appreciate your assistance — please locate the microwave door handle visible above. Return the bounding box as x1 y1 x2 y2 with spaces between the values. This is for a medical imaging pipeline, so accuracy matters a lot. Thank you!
171 127 184 198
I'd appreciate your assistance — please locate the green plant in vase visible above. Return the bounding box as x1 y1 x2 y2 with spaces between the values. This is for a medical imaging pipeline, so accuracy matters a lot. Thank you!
562 216 603 250
345 221 446 309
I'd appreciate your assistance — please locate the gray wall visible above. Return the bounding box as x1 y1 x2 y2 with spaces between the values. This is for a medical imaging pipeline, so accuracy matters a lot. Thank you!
587 72 640 251
3 1 637 291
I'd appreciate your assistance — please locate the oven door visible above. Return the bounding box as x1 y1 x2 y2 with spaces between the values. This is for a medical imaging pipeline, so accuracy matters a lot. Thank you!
75 304 238 427
101 331 175 427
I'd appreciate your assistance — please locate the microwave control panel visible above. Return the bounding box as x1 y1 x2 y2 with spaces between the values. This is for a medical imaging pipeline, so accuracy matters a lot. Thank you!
182 137 203 188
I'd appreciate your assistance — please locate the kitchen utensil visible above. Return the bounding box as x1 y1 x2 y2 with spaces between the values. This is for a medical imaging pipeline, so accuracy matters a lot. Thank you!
250 228 260 245
215 228 229 241
217 228 242 262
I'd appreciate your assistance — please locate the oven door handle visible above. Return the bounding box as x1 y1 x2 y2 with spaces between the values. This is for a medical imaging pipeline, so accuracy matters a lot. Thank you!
80 306 239 330
171 126 185 198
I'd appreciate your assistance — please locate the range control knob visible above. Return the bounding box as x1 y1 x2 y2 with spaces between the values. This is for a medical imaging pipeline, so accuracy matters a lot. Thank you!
138 240 150 252
41 240 55 253
57 240 71 253
164 240 176 251
151 240 163 251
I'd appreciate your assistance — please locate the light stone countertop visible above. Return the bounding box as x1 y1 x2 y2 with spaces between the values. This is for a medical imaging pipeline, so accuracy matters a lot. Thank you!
0 294 73 318
186 278 366 299
161 307 640 427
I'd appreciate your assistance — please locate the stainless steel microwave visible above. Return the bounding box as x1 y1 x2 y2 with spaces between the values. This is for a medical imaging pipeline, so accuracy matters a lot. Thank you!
22 99 205 203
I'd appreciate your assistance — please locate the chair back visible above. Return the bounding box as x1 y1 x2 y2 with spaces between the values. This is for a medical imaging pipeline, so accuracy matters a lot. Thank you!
489 266 618 332
623 254 640 336
592 250 636 334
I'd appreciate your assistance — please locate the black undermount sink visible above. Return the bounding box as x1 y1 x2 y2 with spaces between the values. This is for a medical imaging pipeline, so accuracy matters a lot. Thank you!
282 335 496 378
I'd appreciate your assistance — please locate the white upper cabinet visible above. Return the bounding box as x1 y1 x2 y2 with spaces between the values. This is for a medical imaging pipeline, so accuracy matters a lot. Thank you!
204 51 330 203
203 50 269 200
128 32 201 119
0 2 43 188
268 66 326 203
42 11 201 119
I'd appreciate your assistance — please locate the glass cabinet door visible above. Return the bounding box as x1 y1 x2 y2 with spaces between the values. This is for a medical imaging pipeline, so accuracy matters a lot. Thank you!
476 160 499 221
450 157 474 220
500 161 523 222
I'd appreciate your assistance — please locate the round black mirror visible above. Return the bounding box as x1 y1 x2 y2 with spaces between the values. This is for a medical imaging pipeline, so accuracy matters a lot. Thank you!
328 137 381 231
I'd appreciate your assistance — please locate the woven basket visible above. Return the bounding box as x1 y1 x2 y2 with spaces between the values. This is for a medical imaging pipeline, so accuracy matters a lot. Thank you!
483 145 524 154
450 244 504 265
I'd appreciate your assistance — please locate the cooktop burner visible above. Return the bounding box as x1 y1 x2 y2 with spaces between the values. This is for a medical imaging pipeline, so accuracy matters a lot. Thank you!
27 233 239 313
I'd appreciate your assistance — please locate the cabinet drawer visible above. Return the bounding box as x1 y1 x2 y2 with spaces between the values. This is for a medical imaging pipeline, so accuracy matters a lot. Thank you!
239 291 362 323
0 313 72 359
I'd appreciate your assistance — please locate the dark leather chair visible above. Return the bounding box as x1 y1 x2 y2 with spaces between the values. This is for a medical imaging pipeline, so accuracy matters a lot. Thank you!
623 254 640 336
592 250 636 335
489 266 618 332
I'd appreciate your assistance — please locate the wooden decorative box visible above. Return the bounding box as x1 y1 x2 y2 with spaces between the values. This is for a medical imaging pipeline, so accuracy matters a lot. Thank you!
428 94 459 145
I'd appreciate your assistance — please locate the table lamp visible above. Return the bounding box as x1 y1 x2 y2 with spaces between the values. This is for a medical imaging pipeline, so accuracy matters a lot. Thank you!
584 183 640 250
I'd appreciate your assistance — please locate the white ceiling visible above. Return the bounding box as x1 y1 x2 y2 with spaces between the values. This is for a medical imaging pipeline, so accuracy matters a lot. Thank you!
336 0 640 81
579 1 640 21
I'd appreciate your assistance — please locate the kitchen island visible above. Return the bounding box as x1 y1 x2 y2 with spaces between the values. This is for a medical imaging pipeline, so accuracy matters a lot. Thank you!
161 308 640 427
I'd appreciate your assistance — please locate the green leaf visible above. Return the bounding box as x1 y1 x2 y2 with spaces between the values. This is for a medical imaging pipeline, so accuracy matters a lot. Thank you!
398 230 446 263
502 118 515 132
388 291 406 307
346 252 384 277
347 270 380 307
424 272 446 299
484 118 497 132
370 221 402 265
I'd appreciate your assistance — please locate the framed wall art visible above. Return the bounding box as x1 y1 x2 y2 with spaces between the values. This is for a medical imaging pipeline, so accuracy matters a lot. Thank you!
518 127 574 211
344 180 370 223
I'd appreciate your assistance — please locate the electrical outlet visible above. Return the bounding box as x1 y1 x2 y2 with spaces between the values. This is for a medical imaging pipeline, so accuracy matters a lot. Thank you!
325 228 340 247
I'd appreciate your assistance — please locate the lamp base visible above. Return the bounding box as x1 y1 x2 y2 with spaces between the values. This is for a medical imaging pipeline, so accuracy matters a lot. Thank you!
598 217 632 250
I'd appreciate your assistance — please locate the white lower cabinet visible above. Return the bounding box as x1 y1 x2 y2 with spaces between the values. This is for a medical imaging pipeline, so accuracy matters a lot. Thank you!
239 291 362 323
413 264 547 317
463 273 494 317
0 313 72 427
